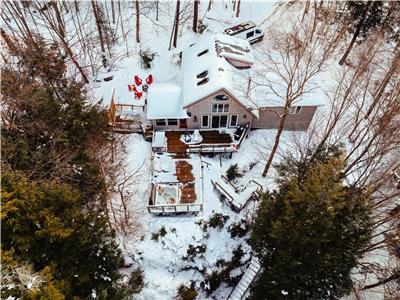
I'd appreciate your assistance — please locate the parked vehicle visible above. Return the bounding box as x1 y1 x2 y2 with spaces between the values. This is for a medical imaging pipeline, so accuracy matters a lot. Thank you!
224 21 264 44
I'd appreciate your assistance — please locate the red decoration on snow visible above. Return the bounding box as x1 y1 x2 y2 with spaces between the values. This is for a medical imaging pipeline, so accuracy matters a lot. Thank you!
135 90 143 99
127 84 137 92
146 74 153 85
134 75 142 85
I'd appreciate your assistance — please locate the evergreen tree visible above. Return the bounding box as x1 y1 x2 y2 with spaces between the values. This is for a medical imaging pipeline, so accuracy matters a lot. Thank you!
249 149 372 299
1 36 136 299
1 169 124 299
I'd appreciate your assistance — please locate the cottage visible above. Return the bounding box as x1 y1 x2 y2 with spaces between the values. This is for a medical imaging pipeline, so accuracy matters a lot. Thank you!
146 33 320 133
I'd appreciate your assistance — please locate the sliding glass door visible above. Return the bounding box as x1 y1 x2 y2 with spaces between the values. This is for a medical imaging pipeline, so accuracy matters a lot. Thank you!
211 115 228 128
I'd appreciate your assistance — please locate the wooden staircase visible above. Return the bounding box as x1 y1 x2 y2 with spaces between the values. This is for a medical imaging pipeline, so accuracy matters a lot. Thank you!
226 257 261 300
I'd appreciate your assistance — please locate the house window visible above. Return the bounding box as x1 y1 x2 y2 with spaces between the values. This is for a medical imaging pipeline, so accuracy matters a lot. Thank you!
167 119 178 125
289 106 302 114
197 49 209 57
197 78 209 86
229 115 238 127
201 115 209 128
187 112 192 117
197 71 208 78
212 103 229 113
155 119 166 126
246 31 254 38
213 94 229 101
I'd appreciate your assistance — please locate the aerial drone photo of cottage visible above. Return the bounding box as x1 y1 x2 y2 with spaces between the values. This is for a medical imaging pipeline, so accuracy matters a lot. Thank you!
2 1 399 300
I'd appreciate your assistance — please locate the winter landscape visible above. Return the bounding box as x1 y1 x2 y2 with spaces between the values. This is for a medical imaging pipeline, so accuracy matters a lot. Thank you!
1 1 399 300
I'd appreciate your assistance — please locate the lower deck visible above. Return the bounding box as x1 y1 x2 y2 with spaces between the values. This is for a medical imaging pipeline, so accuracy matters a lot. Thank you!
148 153 203 214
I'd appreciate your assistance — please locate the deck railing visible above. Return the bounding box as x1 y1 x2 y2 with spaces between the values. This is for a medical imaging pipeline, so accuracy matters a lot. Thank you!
147 203 203 213
187 143 236 153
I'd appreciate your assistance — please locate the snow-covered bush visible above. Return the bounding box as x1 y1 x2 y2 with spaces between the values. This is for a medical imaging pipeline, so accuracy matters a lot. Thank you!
176 282 198 300
151 226 167 241
183 244 207 261
124 267 145 295
195 219 208 232
208 213 229 230
202 245 247 296
226 164 243 182
228 220 250 238
140 49 156 69
197 20 208 34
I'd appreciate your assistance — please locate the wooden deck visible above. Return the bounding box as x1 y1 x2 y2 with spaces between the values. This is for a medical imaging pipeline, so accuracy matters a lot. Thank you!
165 131 233 153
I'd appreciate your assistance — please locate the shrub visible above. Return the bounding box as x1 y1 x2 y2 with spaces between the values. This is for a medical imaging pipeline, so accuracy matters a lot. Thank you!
202 245 246 295
151 226 167 242
197 20 208 34
208 213 229 230
125 267 145 295
176 282 198 300
228 220 250 238
183 244 207 261
140 49 156 69
195 219 208 232
226 164 243 182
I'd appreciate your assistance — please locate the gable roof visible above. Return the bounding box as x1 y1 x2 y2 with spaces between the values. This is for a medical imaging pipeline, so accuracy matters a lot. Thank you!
181 34 258 114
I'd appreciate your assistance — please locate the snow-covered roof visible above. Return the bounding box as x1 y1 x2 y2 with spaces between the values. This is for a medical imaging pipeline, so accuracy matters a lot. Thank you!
152 131 166 148
147 83 188 119
181 34 258 115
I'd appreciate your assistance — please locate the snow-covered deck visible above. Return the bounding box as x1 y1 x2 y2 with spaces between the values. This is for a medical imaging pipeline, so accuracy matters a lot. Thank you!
163 123 250 154
212 175 263 212
148 153 203 214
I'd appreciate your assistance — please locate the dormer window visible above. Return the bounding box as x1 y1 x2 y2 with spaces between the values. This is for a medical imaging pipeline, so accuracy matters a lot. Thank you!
213 94 229 101
197 49 209 57
197 71 208 79
197 77 209 85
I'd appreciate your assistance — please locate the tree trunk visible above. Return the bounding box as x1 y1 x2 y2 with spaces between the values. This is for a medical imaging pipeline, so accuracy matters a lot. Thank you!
135 0 140 43
193 0 199 33
111 0 115 24
156 0 159 21
339 3 370 65
262 107 289 177
51 2 66 39
236 0 241 17
74 1 79 13
91 0 106 53
172 0 180 48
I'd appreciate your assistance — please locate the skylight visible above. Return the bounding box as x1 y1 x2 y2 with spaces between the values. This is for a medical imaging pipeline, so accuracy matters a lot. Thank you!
196 71 208 79
197 49 209 57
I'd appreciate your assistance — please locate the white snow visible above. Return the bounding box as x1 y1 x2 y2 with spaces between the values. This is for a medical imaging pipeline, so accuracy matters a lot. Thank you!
181 34 257 112
147 83 188 119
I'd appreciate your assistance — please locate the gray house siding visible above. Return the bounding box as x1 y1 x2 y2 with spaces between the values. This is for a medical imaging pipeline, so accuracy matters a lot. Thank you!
185 89 253 129
252 106 318 131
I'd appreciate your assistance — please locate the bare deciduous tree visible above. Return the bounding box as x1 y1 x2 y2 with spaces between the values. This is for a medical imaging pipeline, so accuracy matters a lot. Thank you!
254 4 342 177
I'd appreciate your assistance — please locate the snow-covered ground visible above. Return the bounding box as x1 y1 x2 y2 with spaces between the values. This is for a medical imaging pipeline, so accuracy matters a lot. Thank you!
87 1 390 299
119 129 298 300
